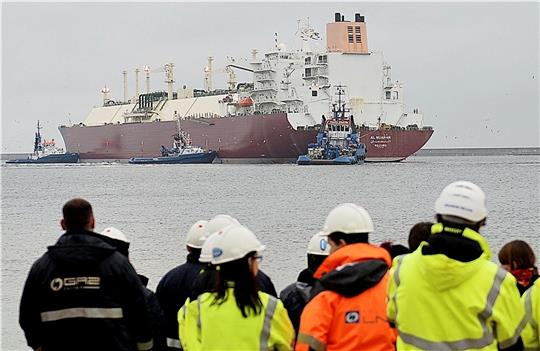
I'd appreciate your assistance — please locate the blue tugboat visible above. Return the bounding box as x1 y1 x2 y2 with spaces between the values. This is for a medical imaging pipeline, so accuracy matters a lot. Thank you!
6 121 80 164
297 86 366 165
128 131 216 165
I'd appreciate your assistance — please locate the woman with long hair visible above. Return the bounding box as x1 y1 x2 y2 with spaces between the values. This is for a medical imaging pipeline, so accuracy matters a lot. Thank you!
179 224 294 350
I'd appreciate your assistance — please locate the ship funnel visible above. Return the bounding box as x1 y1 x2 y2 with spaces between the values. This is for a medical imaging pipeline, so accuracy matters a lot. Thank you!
123 70 128 103
335 12 341 22
327 12 369 53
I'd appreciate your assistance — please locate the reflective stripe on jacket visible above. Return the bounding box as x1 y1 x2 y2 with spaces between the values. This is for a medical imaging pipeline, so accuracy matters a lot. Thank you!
178 288 294 351
295 243 396 351
522 279 540 351
387 226 527 351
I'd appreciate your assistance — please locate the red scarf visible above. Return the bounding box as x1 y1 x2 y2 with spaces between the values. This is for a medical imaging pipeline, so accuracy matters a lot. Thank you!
511 267 538 287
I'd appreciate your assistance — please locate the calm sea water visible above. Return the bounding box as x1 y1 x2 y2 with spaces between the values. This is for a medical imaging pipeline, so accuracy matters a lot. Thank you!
2 155 539 350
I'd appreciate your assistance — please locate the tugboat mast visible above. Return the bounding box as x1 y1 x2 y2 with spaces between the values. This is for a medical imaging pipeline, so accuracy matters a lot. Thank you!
34 120 43 153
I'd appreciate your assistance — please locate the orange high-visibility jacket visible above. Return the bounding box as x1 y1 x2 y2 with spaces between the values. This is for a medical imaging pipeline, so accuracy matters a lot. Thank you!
296 243 396 351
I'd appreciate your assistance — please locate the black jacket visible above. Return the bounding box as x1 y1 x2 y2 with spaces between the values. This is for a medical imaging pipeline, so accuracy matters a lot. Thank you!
139 274 166 351
279 268 315 333
155 253 205 350
19 231 153 351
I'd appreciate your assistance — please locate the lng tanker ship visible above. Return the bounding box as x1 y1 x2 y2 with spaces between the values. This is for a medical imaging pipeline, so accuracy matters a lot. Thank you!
59 12 433 162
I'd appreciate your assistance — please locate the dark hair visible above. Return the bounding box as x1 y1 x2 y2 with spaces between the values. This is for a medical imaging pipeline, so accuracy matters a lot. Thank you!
327 232 368 245
187 246 202 261
62 198 93 231
408 222 433 251
380 241 411 259
498 240 536 270
213 252 262 318
307 253 327 273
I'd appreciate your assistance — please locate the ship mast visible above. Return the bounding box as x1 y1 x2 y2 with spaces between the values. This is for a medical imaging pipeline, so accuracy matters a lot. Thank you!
34 120 43 153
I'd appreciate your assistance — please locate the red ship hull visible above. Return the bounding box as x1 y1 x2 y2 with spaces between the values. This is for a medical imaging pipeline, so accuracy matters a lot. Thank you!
59 113 433 162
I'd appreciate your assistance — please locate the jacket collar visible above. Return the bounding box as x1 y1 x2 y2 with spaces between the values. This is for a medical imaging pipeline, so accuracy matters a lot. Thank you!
314 243 391 279
430 223 492 260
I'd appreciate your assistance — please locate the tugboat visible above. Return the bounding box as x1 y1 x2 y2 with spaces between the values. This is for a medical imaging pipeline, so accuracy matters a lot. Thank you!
128 120 217 165
297 86 367 165
6 121 80 164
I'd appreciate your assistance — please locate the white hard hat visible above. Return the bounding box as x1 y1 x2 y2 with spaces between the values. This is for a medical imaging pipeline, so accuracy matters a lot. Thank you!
101 227 129 243
185 220 209 249
205 214 240 237
199 232 220 263
210 224 265 265
322 203 374 235
307 231 330 255
435 181 487 223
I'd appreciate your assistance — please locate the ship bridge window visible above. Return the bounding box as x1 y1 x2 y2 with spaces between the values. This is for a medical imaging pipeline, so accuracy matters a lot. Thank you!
318 55 327 64
393 91 399 100
312 90 317 97
386 91 391 100
305 57 312 65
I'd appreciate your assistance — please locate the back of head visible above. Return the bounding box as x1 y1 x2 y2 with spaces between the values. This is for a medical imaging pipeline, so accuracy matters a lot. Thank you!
498 240 536 270
408 222 433 251
323 203 374 244
100 227 130 257
62 198 94 232
435 181 487 225
210 224 265 317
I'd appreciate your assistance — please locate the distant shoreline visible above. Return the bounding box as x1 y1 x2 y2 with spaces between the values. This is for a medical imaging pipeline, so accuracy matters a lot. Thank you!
2 147 539 161
414 147 540 157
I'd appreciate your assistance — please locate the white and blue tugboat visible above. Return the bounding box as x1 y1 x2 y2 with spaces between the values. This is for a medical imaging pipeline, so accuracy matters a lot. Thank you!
6 121 80 164
297 86 366 165
128 131 216 165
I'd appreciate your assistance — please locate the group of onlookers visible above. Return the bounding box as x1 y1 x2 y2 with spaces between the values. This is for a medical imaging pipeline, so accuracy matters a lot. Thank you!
19 180 539 350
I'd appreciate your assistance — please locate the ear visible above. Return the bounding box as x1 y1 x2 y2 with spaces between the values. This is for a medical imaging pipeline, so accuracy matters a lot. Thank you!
338 238 347 248
89 216 96 230
60 219 67 230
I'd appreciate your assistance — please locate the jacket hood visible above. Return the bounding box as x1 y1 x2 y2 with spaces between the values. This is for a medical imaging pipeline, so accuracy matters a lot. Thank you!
416 246 487 291
317 259 388 297
314 243 391 279
47 231 117 265
416 225 492 290
310 243 391 297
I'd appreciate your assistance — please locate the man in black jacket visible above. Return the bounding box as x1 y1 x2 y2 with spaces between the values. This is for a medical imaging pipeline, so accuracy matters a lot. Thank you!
19 198 153 351
279 231 329 333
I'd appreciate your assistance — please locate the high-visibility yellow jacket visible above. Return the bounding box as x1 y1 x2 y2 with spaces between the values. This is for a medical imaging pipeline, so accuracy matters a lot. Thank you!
522 279 540 351
388 224 526 350
178 287 294 351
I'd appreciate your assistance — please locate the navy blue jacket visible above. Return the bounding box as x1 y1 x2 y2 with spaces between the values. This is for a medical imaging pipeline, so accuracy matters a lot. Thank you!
155 253 205 350
19 230 153 351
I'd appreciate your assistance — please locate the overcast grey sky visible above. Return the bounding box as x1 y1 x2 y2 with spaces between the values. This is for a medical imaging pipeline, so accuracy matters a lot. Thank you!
2 2 539 152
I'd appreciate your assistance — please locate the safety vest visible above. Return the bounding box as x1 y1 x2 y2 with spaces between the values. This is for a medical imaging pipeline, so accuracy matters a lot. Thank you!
178 288 294 351
522 279 540 351
388 225 527 350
